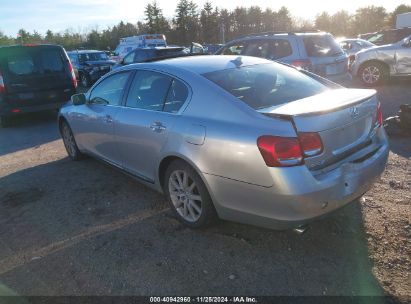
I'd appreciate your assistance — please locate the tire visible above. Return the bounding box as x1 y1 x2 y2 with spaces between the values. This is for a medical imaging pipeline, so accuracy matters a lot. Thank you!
358 62 388 87
60 120 84 160
80 73 90 87
0 116 11 128
164 160 218 228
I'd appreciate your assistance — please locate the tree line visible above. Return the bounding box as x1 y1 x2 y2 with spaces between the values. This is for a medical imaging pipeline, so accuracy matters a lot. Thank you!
0 1 410 51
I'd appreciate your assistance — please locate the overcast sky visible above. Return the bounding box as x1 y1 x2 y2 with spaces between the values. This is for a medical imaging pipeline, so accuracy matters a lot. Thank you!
0 0 406 36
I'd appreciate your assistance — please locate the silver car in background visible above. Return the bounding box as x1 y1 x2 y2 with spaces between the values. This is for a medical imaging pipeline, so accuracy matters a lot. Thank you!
338 38 375 63
351 35 411 86
59 55 389 230
215 32 352 85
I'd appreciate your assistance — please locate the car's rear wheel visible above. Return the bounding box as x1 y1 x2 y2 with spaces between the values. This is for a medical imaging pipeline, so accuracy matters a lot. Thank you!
164 160 217 228
359 62 387 86
80 73 90 87
61 120 84 160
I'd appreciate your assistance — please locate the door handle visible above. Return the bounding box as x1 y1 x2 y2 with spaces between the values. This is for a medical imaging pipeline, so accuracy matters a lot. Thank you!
105 115 113 123
150 122 166 133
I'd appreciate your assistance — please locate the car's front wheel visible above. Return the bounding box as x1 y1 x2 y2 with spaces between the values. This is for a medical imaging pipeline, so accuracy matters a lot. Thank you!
358 62 387 86
61 120 84 160
164 160 217 228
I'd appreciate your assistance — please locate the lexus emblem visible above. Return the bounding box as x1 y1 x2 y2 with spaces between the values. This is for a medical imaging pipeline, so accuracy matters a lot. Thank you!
349 106 360 118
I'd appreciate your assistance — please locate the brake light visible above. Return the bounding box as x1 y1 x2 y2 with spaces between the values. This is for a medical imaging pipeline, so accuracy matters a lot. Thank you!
69 62 77 88
0 70 5 93
298 132 323 157
376 102 383 126
291 59 312 70
257 136 303 167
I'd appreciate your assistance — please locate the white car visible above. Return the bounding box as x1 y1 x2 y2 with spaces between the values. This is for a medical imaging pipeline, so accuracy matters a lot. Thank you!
350 35 411 86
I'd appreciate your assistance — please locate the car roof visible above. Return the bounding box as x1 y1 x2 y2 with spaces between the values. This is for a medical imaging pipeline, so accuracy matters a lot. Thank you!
67 50 104 54
229 31 329 42
0 44 62 50
119 55 271 75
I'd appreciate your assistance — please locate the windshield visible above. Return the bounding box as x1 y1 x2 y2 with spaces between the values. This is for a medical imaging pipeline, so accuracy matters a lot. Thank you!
203 63 328 110
303 35 344 57
357 40 374 48
78 52 109 62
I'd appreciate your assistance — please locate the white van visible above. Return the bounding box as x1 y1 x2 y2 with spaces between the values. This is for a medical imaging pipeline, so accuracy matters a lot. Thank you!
111 34 167 62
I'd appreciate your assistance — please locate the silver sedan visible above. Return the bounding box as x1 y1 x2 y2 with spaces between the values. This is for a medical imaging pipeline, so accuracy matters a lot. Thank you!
59 55 389 230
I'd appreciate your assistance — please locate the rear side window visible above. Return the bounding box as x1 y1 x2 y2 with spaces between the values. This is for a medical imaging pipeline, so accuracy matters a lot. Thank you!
163 79 189 113
126 71 172 111
203 63 328 110
272 40 293 58
303 35 343 57
90 72 131 106
7 52 36 76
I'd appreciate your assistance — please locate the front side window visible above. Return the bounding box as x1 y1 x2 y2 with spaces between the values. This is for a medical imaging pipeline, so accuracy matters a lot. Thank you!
126 71 172 111
243 40 271 59
220 42 246 55
203 63 328 110
89 72 131 106
123 51 135 65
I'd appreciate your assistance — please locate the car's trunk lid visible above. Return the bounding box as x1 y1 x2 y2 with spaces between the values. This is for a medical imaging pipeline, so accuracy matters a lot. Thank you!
259 89 379 170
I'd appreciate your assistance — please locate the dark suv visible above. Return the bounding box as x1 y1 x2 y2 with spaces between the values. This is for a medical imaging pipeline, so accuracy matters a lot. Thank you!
216 31 351 85
0 44 77 127
67 50 115 87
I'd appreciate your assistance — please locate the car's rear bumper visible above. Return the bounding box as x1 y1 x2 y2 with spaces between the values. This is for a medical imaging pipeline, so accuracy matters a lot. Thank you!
0 101 68 116
202 128 389 230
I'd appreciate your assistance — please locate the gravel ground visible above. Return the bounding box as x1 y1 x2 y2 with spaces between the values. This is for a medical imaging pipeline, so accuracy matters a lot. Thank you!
0 79 410 301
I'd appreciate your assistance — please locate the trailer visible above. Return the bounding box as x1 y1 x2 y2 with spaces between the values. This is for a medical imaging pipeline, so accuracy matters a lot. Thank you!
396 12 411 29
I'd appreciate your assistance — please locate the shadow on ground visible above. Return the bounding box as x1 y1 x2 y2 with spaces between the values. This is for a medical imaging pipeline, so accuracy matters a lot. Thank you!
0 157 389 298
0 111 60 156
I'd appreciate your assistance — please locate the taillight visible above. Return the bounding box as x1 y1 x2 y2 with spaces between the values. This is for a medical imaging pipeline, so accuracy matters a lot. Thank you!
258 133 324 167
376 102 383 127
257 136 303 167
291 59 312 71
0 70 5 93
69 62 77 88
298 132 323 157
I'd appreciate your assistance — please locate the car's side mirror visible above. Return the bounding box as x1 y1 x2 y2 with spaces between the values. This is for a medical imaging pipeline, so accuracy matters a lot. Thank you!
71 93 87 106
403 40 411 48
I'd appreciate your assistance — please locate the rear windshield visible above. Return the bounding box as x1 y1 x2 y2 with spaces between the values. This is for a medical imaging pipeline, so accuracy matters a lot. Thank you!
303 35 344 57
203 63 328 110
78 52 109 62
2 46 65 78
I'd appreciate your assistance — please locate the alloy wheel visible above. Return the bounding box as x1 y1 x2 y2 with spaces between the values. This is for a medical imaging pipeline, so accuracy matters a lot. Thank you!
168 170 202 222
62 123 76 157
362 66 381 85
